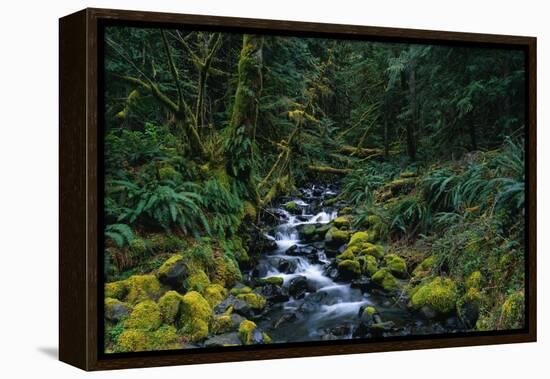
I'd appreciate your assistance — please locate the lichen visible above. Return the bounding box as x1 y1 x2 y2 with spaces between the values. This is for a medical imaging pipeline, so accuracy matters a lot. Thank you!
411 277 458 314
384 254 408 278
157 290 183 324
125 300 162 331
238 320 258 345
371 268 400 292
203 284 228 307
236 293 267 310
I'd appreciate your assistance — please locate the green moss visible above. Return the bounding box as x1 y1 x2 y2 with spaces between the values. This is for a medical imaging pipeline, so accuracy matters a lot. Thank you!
126 275 162 304
357 255 378 276
333 216 351 229
203 284 228 307
336 249 355 260
500 291 525 329
179 291 213 342
105 280 128 301
364 306 377 316
371 268 400 292
348 231 370 248
262 332 272 344
185 269 211 292
284 201 298 212
358 243 385 260
211 254 242 288
158 165 178 180
149 325 181 350
230 286 252 296
411 277 458 314
126 300 162 331
337 259 361 279
211 315 233 334
259 276 284 286
302 224 317 240
236 293 267 310
385 254 408 278
238 320 258 345
116 329 149 352
412 256 436 279
325 227 350 245
243 201 257 221
158 290 183 324
466 271 483 289
338 207 353 216
157 255 184 279
105 298 130 321
129 238 147 257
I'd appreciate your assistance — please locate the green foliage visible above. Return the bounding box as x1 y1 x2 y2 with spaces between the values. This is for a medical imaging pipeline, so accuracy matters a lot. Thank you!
200 178 244 237
105 223 135 248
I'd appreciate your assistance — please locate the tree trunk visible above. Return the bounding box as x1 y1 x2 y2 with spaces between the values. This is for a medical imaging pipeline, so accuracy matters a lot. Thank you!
406 52 417 161
225 34 264 202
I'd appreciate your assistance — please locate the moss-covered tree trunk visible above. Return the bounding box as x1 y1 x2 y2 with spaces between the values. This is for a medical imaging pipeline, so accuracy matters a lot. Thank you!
225 34 264 203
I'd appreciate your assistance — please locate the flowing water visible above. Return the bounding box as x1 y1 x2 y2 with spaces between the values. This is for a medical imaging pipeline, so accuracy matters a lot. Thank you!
247 184 458 343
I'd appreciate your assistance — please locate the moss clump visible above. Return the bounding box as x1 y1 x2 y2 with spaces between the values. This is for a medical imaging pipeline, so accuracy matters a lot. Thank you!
385 177 416 195
156 254 186 287
384 254 408 278
211 254 242 288
338 207 353 216
371 268 400 292
500 291 524 329
325 227 350 246
412 255 436 279
355 243 384 260
211 314 233 334
179 291 213 342
348 231 370 248
466 271 483 289
203 284 228 307
357 255 378 276
284 201 299 213
411 277 458 314
105 298 130 322
185 269 211 292
158 165 178 181
105 280 128 301
148 325 181 350
236 293 267 310
333 216 351 229
336 249 356 260
301 224 317 240
243 201 257 221
158 290 183 324
230 286 253 296
364 306 377 316
116 329 149 352
337 259 361 279
129 238 147 257
260 276 284 286
126 300 162 331
126 275 162 304
238 320 258 345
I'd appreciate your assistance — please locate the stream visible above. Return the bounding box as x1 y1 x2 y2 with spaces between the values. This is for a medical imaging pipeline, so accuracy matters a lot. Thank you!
244 183 460 343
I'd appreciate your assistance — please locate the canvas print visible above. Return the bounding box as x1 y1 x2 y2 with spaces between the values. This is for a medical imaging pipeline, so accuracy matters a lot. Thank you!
101 24 527 353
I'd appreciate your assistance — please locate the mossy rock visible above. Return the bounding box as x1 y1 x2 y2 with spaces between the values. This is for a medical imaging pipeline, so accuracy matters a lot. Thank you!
211 254 242 288
500 291 525 329
236 293 267 311
385 177 416 195
336 248 356 261
357 243 384 260
301 224 317 241
384 254 408 278
357 255 378 277
125 275 162 304
238 320 261 345
412 255 436 279
211 314 233 334
156 254 187 289
325 227 350 247
230 286 253 296
348 231 370 248
338 207 353 216
333 216 351 229
179 291 213 342
185 269 211 293
158 290 183 324
337 259 361 280
129 238 147 257
203 284 228 307
371 268 400 292
284 201 299 214
411 277 458 315
115 329 150 352
364 306 377 316
105 280 129 301
126 300 162 331
259 276 284 286
105 298 130 322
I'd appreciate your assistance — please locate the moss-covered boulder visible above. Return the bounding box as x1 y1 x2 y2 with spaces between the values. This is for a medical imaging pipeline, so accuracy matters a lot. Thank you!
156 254 187 289
336 248 356 261
325 227 350 247
301 224 318 241
411 277 458 316
337 259 361 280
211 314 233 334
466 271 483 289
129 238 147 257
500 291 525 329
238 320 270 345
185 269 211 293
338 207 353 216
105 280 129 301
348 231 370 248
158 290 183 324
357 255 378 276
371 268 400 292
259 276 284 286
116 329 150 352
125 275 162 304
384 254 408 278
211 254 242 288
236 293 267 311
284 201 300 214
105 298 130 322
412 255 436 279
333 216 351 229
203 284 228 307
357 243 384 260
115 325 180 353
179 291 213 342
126 300 162 331
457 287 482 329
230 285 253 296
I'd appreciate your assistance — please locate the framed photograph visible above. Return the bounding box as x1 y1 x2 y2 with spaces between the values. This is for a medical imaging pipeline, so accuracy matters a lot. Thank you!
59 8 536 371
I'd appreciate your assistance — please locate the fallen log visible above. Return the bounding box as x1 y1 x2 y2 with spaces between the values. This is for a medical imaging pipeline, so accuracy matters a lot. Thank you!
340 145 384 158
307 165 353 175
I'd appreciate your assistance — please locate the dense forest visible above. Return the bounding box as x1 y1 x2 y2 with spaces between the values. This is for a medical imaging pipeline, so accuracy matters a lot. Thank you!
102 26 526 352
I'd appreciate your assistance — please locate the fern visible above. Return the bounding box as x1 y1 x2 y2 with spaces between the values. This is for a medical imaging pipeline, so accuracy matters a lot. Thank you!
105 223 135 247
